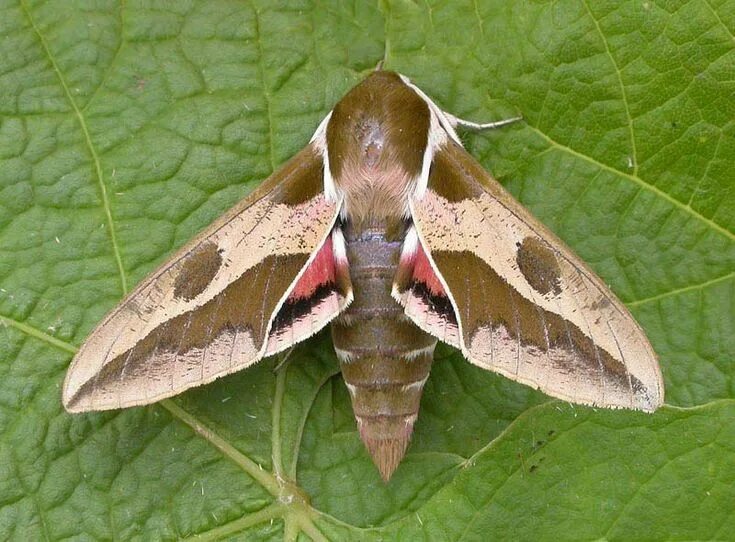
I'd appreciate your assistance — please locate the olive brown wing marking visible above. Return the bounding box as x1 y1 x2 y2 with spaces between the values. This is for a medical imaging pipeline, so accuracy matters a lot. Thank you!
404 140 664 411
63 138 350 413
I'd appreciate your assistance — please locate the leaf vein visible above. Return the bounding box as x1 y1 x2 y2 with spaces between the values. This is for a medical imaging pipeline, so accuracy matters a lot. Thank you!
527 125 735 241
159 399 282 497
182 502 285 541
0 314 77 354
288 364 340 480
81 3 126 113
19 0 128 295
272 360 287 478
703 0 735 41
687 130 723 208
627 271 734 307
580 0 639 176
603 434 720 536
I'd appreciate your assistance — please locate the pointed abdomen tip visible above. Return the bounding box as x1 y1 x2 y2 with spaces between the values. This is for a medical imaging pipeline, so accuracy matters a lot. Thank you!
365 436 411 482
357 414 417 481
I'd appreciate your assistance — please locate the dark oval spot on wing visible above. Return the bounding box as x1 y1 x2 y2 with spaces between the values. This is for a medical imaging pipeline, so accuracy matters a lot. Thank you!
174 242 224 301
516 236 562 296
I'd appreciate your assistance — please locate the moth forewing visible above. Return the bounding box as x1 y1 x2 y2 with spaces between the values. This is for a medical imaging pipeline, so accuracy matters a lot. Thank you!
63 125 348 413
401 103 663 411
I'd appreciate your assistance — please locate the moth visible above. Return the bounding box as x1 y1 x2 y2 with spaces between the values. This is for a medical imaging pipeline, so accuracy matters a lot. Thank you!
63 70 664 481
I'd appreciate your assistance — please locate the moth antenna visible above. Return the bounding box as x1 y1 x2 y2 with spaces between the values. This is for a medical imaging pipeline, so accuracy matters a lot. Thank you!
446 112 523 131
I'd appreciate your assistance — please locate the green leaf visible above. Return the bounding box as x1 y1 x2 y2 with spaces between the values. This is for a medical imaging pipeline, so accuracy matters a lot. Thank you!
0 0 733 540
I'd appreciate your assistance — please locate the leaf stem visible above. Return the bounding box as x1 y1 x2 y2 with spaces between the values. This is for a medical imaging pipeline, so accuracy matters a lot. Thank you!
160 400 282 497
183 503 285 541
272 360 288 478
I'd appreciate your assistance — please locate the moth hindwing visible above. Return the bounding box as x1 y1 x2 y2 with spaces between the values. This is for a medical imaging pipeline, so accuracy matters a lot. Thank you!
64 70 663 482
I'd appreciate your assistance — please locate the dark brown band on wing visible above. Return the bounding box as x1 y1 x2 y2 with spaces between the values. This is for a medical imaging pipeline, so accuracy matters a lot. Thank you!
432 249 640 393
67 253 308 405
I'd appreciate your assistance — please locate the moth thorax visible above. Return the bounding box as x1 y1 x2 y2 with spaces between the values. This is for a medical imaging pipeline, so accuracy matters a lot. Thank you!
334 155 416 223
326 71 430 222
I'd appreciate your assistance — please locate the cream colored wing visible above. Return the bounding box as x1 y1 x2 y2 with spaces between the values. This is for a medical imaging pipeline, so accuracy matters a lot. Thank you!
64 143 349 412
406 140 664 411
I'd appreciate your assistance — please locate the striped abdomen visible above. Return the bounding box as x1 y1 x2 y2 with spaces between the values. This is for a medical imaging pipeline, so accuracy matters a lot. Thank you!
331 222 436 480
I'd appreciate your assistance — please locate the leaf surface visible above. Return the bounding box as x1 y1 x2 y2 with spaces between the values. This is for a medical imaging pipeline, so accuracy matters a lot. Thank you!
0 1 733 540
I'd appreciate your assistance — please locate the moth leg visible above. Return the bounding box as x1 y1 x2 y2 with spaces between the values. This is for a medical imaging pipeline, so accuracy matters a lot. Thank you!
445 112 523 131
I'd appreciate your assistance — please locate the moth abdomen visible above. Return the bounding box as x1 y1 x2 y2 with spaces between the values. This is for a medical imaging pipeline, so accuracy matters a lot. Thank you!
332 331 435 483
331 221 436 481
